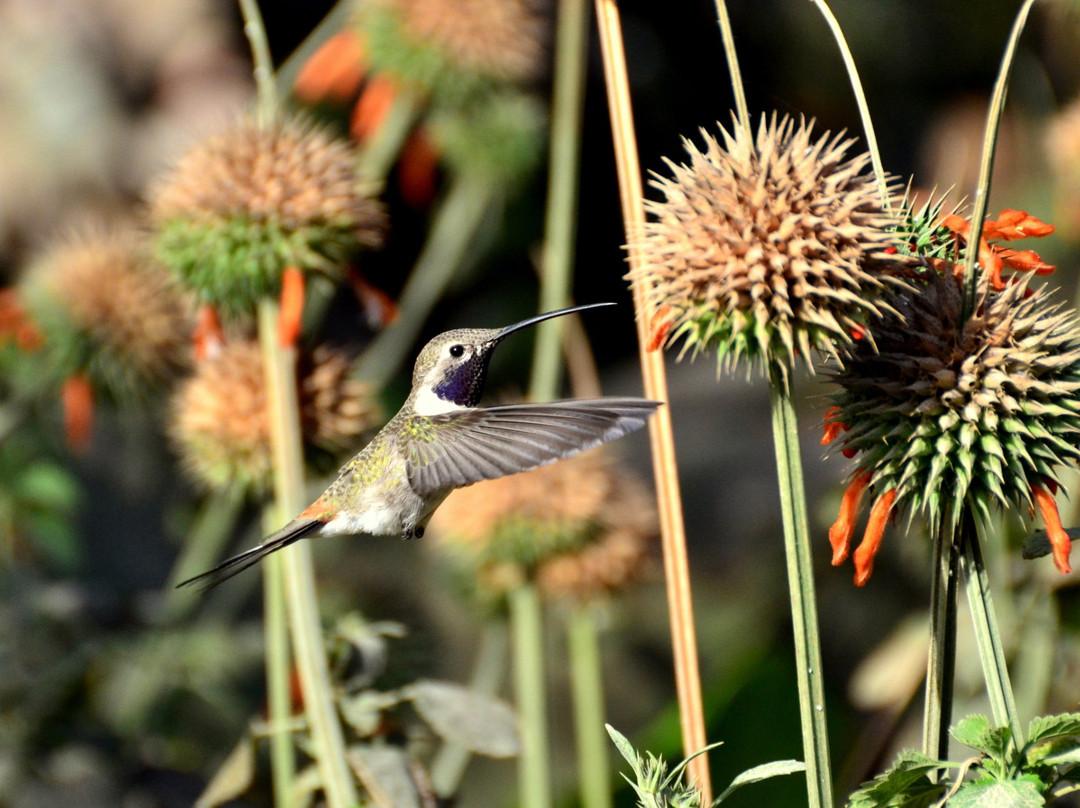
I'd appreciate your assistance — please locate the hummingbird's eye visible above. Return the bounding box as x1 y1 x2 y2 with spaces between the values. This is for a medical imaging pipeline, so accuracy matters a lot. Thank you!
449 344 465 358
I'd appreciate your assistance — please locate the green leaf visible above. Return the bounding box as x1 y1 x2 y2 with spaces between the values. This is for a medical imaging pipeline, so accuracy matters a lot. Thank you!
194 735 255 808
408 679 519 757
1028 713 1080 745
846 750 947 808
952 714 1007 758
712 760 805 805
946 779 1043 808
606 724 641 769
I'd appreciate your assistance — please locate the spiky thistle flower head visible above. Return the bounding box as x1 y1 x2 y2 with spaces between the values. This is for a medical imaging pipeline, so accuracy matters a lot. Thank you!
20 224 192 399
149 117 386 317
825 269 1080 584
428 447 655 610
360 0 547 102
630 113 909 383
170 340 380 493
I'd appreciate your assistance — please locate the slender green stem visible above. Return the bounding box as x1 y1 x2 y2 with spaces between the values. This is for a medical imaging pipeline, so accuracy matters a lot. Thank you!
767 367 833 808
960 0 1037 320
922 505 959 764
356 174 496 386
529 0 590 402
959 510 1024 750
510 583 552 808
712 0 749 132
237 0 279 127
356 87 424 185
429 621 509 797
264 541 296 808
807 0 889 208
568 606 613 808
258 301 360 808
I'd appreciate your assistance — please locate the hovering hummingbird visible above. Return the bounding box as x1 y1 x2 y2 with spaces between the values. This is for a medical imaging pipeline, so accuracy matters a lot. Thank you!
179 302 660 588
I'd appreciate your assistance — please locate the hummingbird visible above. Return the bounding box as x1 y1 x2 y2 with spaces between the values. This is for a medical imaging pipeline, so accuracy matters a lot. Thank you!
179 302 660 588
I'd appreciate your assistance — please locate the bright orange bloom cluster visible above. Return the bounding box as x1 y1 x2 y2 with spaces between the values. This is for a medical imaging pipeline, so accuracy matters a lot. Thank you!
938 208 1055 290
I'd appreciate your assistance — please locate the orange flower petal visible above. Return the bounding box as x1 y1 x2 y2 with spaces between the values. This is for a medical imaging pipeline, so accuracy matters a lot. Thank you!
821 406 849 446
828 469 872 566
983 209 1055 241
939 213 970 236
293 30 367 104
350 75 398 143
62 373 94 452
853 488 896 586
647 306 674 352
278 267 305 347
999 248 1054 275
1033 483 1072 574
398 128 440 209
193 304 225 362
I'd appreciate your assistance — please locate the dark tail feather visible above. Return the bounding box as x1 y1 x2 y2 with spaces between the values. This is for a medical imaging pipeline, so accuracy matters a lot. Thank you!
176 518 325 590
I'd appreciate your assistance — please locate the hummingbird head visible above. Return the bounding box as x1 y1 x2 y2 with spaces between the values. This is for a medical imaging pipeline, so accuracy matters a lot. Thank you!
409 302 615 416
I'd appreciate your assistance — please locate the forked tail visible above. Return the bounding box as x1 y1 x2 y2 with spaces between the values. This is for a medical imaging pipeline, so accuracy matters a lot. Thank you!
176 517 324 590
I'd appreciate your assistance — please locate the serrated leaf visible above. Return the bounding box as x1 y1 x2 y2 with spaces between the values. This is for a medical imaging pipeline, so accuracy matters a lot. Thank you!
946 779 1043 808
348 745 421 808
846 750 946 807
712 760 804 804
194 735 255 808
408 679 519 757
1028 713 1080 745
952 714 1003 757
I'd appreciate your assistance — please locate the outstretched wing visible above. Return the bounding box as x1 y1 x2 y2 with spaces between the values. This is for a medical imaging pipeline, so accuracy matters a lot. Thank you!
406 397 660 496
175 517 324 590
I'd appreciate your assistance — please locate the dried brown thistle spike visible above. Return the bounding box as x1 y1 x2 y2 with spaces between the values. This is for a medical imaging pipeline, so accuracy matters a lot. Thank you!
631 113 908 383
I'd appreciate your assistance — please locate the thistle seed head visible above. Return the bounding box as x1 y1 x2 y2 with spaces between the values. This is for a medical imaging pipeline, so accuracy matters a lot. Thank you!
21 224 191 399
150 117 386 316
362 0 547 99
170 340 379 492
631 113 908 381
830 270 1080 532
428 448 656 609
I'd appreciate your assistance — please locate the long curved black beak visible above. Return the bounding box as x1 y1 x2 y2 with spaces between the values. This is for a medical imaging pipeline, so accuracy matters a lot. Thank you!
494 301 616 342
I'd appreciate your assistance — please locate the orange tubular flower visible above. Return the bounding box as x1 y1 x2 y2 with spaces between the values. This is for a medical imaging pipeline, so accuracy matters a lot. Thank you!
193 304 225 362
278 267 305 347
852 489 897 587
828 469 872 566
293 30 367 104
939 209 1055 290
647 306 675 352
62 373 94 452
1033 484 1072 574
398 129 440 209
350 75 399 143
0 288 43 351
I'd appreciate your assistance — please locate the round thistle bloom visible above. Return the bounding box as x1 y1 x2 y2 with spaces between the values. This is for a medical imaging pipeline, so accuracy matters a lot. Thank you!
427 447 655 609
170 340 380 492
20 225 191 399
631 114 907 381
359 0 547 101
149 117 386 317
825 269 1080 584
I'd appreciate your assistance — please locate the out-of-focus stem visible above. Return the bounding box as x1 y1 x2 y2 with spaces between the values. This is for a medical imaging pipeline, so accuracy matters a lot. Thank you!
593 0 711 800
510 583 552 808
712 0 749 132
568 606 613 808
264 545 295 808
529 0 590 402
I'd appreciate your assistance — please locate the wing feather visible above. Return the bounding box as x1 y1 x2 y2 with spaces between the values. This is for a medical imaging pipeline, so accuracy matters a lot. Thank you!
407 398 659 495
